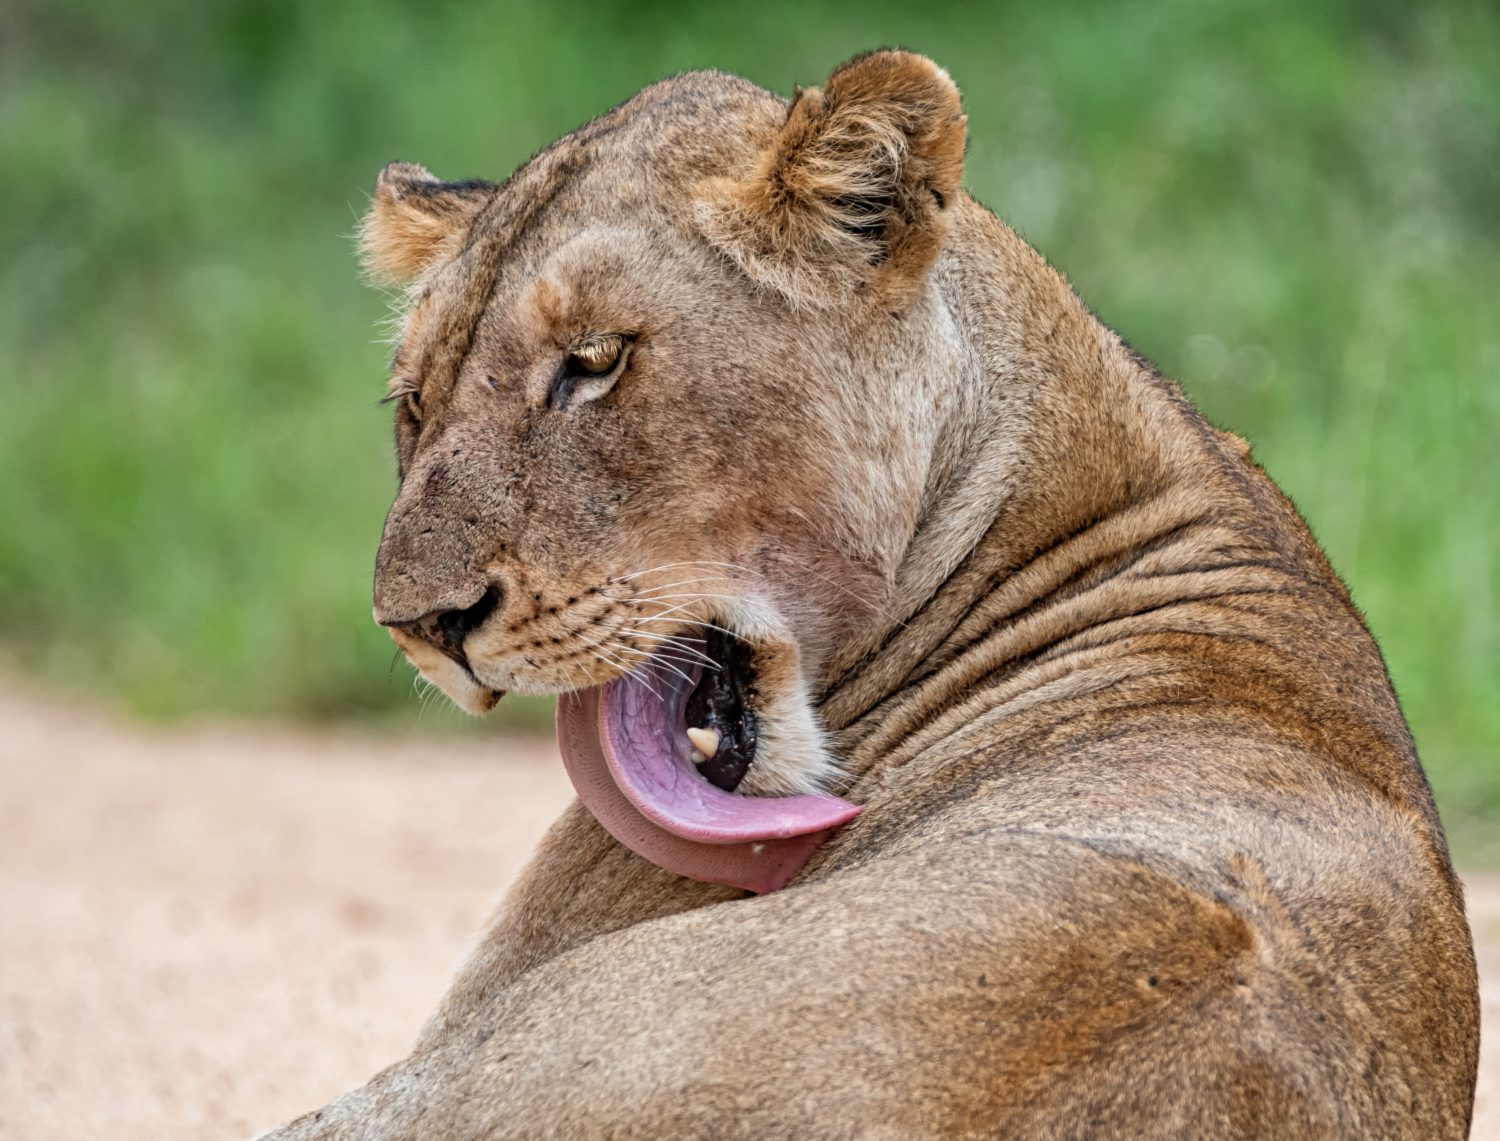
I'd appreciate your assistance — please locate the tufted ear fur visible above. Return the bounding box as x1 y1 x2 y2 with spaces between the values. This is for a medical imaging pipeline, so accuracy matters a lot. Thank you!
360 162 499 285
695 51 967 310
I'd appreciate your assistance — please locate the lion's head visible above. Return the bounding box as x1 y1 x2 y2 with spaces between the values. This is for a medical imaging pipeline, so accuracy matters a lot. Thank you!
365 52 970 884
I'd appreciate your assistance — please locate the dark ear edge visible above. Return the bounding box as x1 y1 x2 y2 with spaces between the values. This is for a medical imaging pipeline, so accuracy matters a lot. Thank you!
694 51 967 309
359 162 499 285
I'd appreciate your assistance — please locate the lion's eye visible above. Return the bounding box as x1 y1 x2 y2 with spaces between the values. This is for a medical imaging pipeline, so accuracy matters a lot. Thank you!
568 336 625 376
384 378 423 422
549 334 631 411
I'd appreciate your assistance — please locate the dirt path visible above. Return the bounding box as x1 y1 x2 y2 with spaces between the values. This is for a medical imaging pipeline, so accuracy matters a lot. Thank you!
0 690 1494 1139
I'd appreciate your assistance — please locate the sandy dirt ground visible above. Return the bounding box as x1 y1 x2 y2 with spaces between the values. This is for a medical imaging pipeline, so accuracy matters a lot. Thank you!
0 689 1494 1140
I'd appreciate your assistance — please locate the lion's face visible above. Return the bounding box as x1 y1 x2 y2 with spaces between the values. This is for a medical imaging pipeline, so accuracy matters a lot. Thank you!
366 54 967 799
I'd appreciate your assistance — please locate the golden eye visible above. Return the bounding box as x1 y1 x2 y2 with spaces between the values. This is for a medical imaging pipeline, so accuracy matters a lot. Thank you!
568 335 625 376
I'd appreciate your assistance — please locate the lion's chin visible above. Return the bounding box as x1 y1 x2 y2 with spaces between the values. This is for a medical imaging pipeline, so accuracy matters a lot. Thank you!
388 628 504 716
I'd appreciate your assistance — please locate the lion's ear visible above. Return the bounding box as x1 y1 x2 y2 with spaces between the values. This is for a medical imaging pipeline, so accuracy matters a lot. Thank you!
360 162 498 285
696 51 966 309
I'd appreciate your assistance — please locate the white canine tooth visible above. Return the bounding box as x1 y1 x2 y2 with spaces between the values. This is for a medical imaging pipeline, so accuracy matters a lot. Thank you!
686 726 720 759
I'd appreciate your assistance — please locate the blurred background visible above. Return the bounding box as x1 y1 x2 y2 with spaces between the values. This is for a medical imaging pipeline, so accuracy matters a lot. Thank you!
1 0 1498 1134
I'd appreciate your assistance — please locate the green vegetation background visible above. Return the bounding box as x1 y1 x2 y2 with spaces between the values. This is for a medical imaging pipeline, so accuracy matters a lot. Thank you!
2 1 1496 848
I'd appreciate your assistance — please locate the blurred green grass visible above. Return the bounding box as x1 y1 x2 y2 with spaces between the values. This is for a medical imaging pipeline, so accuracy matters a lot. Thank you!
1 0 1496 846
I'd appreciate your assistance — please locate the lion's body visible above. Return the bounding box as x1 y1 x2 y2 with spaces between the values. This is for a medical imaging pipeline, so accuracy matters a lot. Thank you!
267 55 1478 1139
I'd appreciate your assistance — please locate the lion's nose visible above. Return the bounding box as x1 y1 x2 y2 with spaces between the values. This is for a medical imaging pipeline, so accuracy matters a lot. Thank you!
382 585 501 661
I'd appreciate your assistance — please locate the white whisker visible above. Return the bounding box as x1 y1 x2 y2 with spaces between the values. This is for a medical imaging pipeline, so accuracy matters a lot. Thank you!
643 643 719 670
566 621 640 660
616 560 752 582
560 657 599 694
630 576 731 596
624 629 720 668
629 600 701 622
586 647 662 699
589 642 635 673
630 614 740 639
611 641 696 687
622 593 744 607
654 653 719 680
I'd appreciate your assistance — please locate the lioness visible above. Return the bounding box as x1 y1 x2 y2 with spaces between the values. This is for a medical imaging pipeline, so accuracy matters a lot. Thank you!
267 52 1478 1139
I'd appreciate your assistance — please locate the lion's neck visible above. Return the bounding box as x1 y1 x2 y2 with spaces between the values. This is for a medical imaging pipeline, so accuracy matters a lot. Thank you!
815 199 1316 778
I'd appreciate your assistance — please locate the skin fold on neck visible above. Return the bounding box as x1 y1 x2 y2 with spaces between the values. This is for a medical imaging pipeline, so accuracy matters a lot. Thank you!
810 196 1347 794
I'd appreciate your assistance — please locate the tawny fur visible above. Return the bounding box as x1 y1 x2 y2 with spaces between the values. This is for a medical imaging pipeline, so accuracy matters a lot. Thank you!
263 52 1479 1140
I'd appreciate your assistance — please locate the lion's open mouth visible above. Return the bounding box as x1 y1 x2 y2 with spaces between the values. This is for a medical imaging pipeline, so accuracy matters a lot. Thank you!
555 630 860 894
683 627 758 792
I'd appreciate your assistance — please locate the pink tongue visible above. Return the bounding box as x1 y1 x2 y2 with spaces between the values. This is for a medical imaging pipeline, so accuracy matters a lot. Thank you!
555 655 860 894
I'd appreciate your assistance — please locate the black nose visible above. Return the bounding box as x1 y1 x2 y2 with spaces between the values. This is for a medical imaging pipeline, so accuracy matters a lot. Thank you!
396 585 501 663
